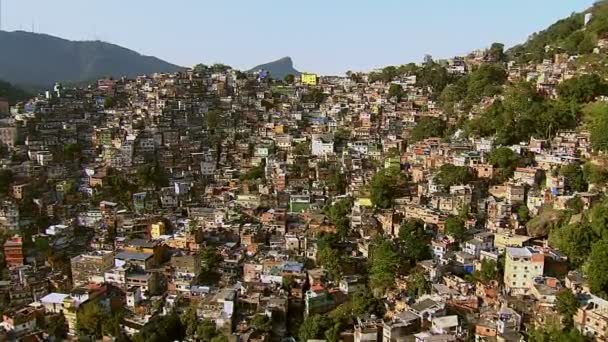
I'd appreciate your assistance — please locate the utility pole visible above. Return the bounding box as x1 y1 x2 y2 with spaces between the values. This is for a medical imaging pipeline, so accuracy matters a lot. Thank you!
0 0 3 31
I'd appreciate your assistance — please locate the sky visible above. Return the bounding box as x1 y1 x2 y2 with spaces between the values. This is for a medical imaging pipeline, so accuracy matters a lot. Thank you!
0 0 597 75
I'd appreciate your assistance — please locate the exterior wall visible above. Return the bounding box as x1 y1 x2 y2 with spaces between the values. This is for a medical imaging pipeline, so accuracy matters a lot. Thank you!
504 249 544 293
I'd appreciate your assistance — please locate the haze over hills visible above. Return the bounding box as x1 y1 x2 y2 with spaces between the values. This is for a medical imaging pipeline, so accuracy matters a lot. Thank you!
0 30 183 89
247 57 301 80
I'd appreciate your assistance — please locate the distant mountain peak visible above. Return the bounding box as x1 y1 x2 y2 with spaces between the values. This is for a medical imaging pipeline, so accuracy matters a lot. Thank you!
248 56 301 79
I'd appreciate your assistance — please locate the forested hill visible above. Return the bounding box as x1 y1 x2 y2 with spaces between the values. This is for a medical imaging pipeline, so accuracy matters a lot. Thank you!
508 0 608 63
0 30 183 88
356 1 608 156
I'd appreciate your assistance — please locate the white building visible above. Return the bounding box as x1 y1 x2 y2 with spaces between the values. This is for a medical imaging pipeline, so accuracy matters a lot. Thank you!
311 134 334 156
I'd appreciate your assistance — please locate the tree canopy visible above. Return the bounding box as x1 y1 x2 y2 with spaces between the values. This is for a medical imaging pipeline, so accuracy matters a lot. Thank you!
409 117 447 142
370 167 408 209
434 164 475 188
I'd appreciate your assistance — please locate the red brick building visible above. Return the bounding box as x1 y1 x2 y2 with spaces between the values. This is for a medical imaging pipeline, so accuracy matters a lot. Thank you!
4 236 24 268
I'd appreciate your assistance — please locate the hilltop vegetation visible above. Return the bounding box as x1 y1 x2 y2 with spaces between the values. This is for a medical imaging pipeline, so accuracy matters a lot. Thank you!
508 1 608 62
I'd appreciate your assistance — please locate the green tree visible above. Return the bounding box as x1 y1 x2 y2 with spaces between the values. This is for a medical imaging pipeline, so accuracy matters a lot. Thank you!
317 244 343 281
415 59 452 96
464 63 507 105
399 219 431 263
528 326 589 342
137 163 170 189
284 74 295 84
351 290 385 317
488 147 521 179
199 247 223 285
76 303 105 338
475 259 498 283
181 305 199 337
560 163 588 193
298 314 326 342
323 198 352 239
193 64 209 74
584 102 608 152
517 205 531 223
196 319 218 341
487 42 506 62
556 289 579 328
370 167 408 209
550 221 593 267
63 143 82 162
104 96 116 109
252 314 272 333
47 314 68 340
206 109 223 130
444 216 466 242
211 335 229 342
0 169 13 195
586 239 608 298
240 165 265 181
407 271 429 299
410 117 447 142
388 84 404 100
369 237 400 295
583 162 608 185
327 169 348 194
293 141 311 156
566 196 584 214
558 74 608 104
435 164 475 188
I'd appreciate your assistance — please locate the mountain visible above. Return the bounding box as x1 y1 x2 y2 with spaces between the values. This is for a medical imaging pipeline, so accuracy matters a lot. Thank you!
248 57 301 80
0 31 183 88
508 1 608 63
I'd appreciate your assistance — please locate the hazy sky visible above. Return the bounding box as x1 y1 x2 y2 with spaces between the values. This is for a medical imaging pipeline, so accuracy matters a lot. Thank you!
0 0 596 74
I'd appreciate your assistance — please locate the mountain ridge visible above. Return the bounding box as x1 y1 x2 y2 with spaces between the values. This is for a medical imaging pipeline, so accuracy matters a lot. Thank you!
0 30 184 88
248 57 301 80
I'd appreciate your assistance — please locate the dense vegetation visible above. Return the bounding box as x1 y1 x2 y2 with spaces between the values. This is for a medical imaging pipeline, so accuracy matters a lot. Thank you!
508 1 608 63
0 79 31 104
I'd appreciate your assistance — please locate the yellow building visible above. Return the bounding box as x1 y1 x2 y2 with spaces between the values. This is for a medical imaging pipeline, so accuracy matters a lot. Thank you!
301 73 318 86
62 297 78 336
504 247 544 294
494 232 531 250
150 221 166 239
357 198 373 207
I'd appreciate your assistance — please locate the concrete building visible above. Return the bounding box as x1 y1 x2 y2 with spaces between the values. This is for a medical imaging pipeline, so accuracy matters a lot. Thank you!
4 236 24 268
70 250 115 286
575 295 608 340
311 134 334 156
504 247 544 294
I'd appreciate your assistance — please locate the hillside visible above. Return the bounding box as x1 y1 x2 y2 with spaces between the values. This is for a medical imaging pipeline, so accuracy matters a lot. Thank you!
248 57 301 80
0 31 183 88
508 0 608 62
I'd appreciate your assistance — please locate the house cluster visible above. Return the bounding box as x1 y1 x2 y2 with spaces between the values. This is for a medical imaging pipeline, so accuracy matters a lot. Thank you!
0 41 606 342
